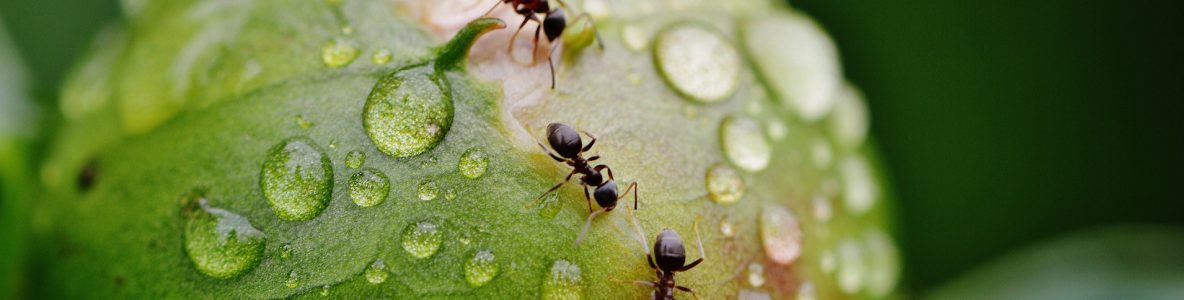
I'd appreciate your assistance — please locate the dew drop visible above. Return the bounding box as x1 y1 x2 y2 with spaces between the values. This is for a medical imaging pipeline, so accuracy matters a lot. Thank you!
296 114 315 129
401 221 442 259
746 263 765 287
830 83 870 149
719 220 736 238
542 260 584 300
458 148 489 179
444 188 458 200
622 25 648 51
285 270 300 288
760 204 803 265
840 155 878 215
319 285 331 296
345 150 366 169
743 13 841 121
738 289 772 300
654 23 740 103
766 119 788 142
706 164 745 204
720 116 772 172
279 243 293 260
321 38 359 68
417 181 440 201
812 193 833 223
820 249 837 274
797 281 819 300
837 238 867 294
349 169 390 207
537 193 562 220
811 139 833 169
364 259 389 284
465 249 498 287
864 229 901 297
260 137 333 221
363 66 453 157
371 49 392 65
183 197 265 279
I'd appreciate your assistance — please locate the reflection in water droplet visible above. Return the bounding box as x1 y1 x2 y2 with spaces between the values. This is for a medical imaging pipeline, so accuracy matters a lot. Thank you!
401 221 442 259
183 197 265 279
363 66 453 157
260 138 333 221
279 243 293 260
720 116 772 172
365 259 389 284
345 150 366 169
747 263 765 287
841 155 878 215
542 260 584 300
537 193 562 219
371 49 392 65
349 168 390 207
458 148 489 179
654 24 741 103
760 204 803 265
465 250 498 287
285 270 299 288
864 229 901 297
321 38 359 68
830 84 870 149
837 239 866 294
706 164 745 204
417 181 440 201
743 13 840 121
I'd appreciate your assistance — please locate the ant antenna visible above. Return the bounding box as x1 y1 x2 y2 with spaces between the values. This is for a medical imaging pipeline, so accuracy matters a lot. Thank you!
480 1 502 17
575 207 608 245
625 204 649 253
693 216 706 261
548 40 560 89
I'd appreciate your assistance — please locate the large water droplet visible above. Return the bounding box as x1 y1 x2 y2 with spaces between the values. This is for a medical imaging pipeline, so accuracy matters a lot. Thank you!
720 116 772 172
345 150 366 169
417 181 440 201
321 38 359 68
537 192 562 219
542 260 584 300
464 249 498 287
260 138 333 221
760 204 803 265
363 66 453 158
349 169 390 207
183 197 265 279
829 84 870 149
744 13 841 121
654 23 741 103
401 221 442 258
746 263 766 287
706 164 745 204
458 147 489 179
285 270 300 288
364 259 389 284
863 229 901 297
371 49 393 65
840 155 878 215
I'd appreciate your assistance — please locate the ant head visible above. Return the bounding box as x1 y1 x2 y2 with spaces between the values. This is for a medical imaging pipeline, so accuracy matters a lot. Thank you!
593 180 618 209
546 123 582 158
542 8 566 42
653 229 688 272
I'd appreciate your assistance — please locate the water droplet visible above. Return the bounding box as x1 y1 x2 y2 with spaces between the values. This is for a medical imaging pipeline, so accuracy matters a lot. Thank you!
797 281 819 300
364 259 389 284
830 84 870 149
706 164 745 204
840 155 878 215
811 139 833 169
820 249 837 274
744 13 841 121
363 66 453 158
371 49 392 65
183 197 265 279
328 139 338 149
417 181 440 201
401 221 442 258
542 260 584 300
622 25 648 51
536 192 562 219
719 220 736 238
260 138 333 221
279 243 293 260
837 238 866 294
321 38 359 68
285 270 300 288
465 249 498 287
738 289 772 300
458 148 489 179
627 72 643 85
746 263 765 287
345 150 366 169
863 229 901 296
349 169 390 207
760 204 803 265
319 285 331 296
341 26 354 35
720 116 772 172
654 23 741 103
767 119 788 142
444 188 457 200
812 194 833 223
296 114 315 129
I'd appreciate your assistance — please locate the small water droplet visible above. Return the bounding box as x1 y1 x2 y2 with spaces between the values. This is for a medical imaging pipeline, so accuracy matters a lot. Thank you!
328 139 338 149
542 260 584 300
417 181 440 201
364 259 389 284
458 148 489 179
797 281 819 300
319 285 331 296
183 196 265 279
830 84 870 149
864 229 901 296
341 26 353 35
820 249 837 274
760 204 803 265
766 119 788 141
464 249 498 287
536 192 562 219
811 139 833 169
706 164 745 205
363 66 453 158
260 137 333 221
812 193 833 223
285 270 300 288
840 155 878 215
345 150 366 169
296 114 315 129
321 38 359 68
837 238 866 294
744 13 841 121
622 25 648 51
746 263 765 287
401 221 442 258
719 220 735 238
371 49 392 65
720 116 772 172
654 24 741 103
444 188 457 200
627 72 643 85
279 243 293 260
738 289 772 300
349 169 390 207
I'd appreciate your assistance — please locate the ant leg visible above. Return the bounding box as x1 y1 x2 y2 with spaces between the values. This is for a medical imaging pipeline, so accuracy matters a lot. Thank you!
575 207 608 245
617 181 639 210
607 276 657 287
527 170 576 208
625 203 649 252
580 130 598 152
586 155 600 161
647 254 657 270
568 12 605 50
532 19 543 63
548 40 558 89
593 165 615 181
583 184 592 213
506 12 536 53
536 140 566 162
675 286 701 300
675 217 707 272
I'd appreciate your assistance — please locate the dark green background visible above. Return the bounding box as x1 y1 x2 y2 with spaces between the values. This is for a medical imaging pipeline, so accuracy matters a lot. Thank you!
3 0 1182 294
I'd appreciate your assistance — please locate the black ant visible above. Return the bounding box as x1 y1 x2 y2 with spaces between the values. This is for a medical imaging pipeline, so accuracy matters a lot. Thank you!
481 0 603 88
615 217 706 300
529 123 637 243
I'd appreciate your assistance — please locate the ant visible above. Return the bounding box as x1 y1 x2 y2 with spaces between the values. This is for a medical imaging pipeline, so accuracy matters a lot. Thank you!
529 123 637 244
481 0 604 88
614 217 707 300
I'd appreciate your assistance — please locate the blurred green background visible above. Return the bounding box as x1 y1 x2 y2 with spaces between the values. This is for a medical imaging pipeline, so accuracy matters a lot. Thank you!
2 0 1182 296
